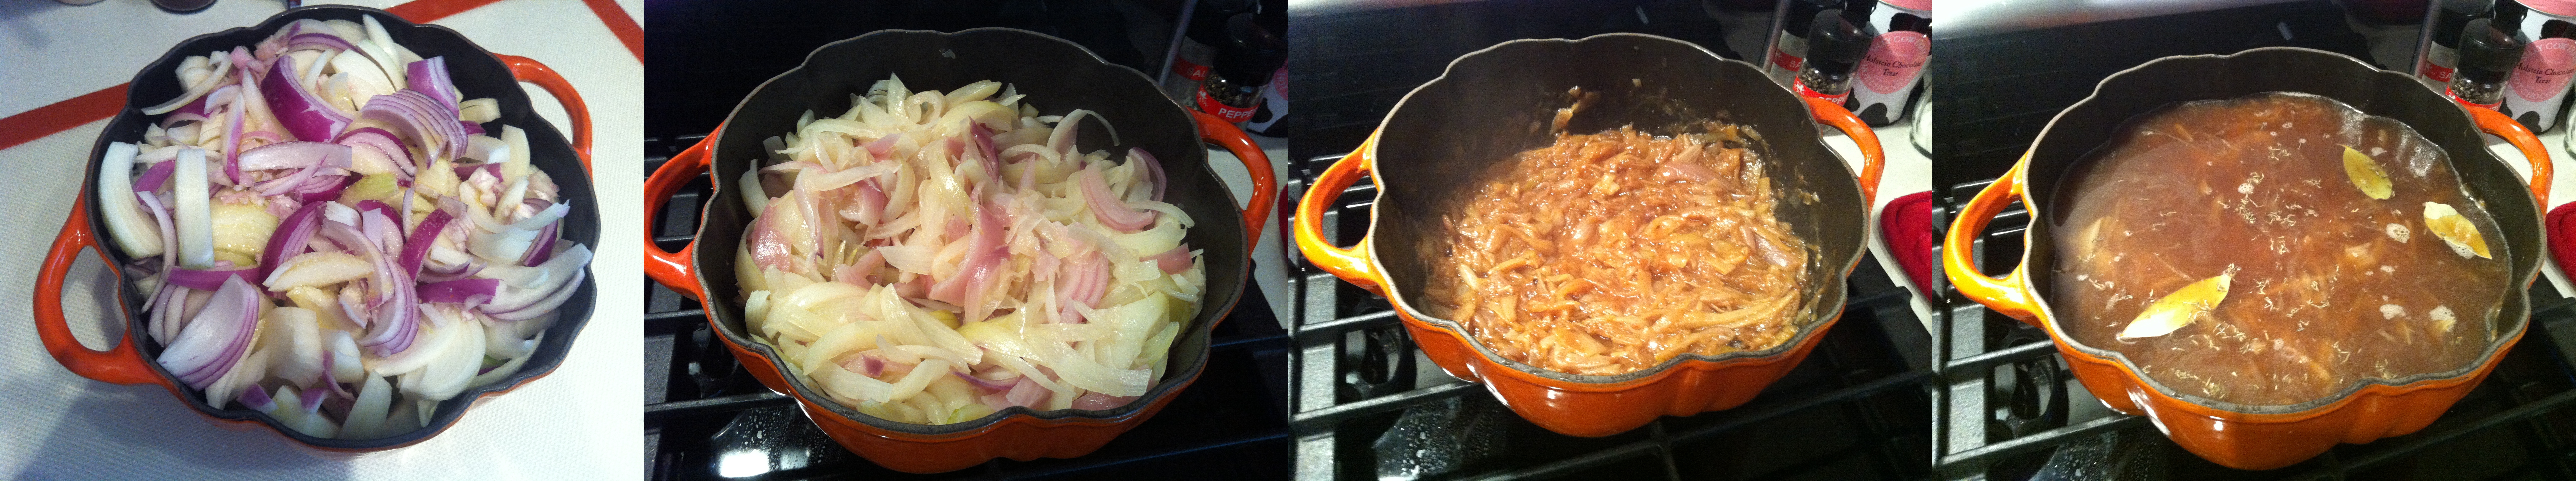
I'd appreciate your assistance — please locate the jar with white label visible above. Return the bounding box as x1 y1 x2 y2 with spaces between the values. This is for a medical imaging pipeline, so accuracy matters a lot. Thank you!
1848 0 1930 126
2495 0 2576 132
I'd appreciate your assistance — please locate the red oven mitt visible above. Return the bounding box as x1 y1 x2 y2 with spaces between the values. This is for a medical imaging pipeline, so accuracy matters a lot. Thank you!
1881 191 1937 293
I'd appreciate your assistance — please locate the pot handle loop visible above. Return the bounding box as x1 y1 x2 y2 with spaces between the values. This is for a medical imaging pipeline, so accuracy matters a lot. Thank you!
494 54 593 174
1805 97 1884 207
1294 134 1384 294
2467 106 2553 207
644 134 713 300
1194 112 1277 246
34 193 166 386
1942 160 2045 325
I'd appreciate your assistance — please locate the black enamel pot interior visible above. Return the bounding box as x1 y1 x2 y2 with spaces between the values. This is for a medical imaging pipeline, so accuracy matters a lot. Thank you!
691 28 1248 438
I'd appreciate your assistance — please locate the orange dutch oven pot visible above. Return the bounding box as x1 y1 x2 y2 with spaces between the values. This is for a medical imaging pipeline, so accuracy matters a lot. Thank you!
1293 33 1884 437
33 5 596 453
642 28 1275 473
1943 47 2552 470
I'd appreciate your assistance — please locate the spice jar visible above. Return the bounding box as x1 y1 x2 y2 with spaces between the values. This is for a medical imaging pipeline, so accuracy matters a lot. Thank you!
1193 14 1285 124
1794 0 1876 103
2454 17 2530 109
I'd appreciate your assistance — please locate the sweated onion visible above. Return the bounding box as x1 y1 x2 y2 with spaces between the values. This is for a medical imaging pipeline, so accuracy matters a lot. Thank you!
738 76 1201 425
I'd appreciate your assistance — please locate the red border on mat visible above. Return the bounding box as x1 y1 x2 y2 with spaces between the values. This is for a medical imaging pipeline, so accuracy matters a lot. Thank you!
0 0 641 152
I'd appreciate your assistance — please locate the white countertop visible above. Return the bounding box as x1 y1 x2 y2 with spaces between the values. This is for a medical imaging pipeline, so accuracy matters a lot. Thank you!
0 1 643 479
1823 111 1938 332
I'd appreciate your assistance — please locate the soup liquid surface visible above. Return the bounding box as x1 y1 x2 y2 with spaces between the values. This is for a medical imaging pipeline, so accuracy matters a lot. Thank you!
2053 92 2510 406
1422 126 1812 376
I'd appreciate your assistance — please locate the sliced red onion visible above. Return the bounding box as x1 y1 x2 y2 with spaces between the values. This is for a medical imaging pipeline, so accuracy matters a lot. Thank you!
419 259 483 283
259 58 351 143
1006 378 1050 407
239 384 276 411
864 133 902 158
160 275 261 389
418 278 500 304
289 174 357 202
953 371 1015 391
845 353 886 377
398 208 454 276
519 222 559 267
459 120 484 136
222 49 253 186
1146 243 1193 274
165 267 258 291
1076 164 1155 231
301 385 328 412
970 124 1002 183
334 127 413 179
357 90 466 162
135 160 175 192
1128 148 1166 202
317 220 418 355
256 201 327 286
518 198 559 266
404 57 458 109
243 142 352 196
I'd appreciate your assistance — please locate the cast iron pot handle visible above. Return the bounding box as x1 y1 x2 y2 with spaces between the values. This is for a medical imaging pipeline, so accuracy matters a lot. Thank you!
644 132 714 300
2468 106 2553 207
493 53 593 173
1942 160 2044 325
1806 97 1884 207
1293 132 1385 294
35 191 169 386
1194 112 1278 245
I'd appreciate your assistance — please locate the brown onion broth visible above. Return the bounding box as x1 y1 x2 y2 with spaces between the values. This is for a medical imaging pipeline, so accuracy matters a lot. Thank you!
2052 92 2508 406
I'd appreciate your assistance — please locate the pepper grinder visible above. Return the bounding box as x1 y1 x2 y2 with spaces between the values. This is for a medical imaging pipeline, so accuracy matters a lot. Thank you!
2452 17 2529 110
